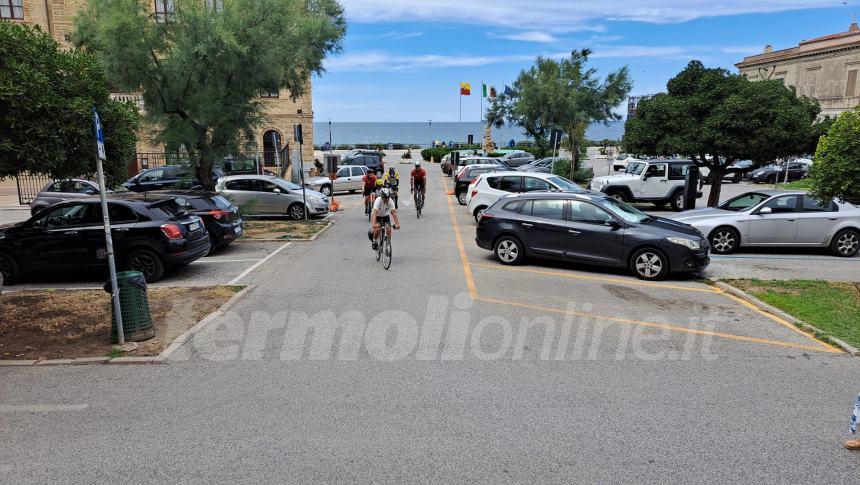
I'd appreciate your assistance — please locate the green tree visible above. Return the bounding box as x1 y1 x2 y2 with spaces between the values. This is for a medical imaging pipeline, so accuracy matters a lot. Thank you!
0 22 139 187
624 61 820 206
72 0 346 189
487 49 631 178
809 109 860 205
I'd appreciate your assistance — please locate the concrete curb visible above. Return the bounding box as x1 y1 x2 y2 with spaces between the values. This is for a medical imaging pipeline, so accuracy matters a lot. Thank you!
236 220 333 243
0 285 255 367
714 281 859 356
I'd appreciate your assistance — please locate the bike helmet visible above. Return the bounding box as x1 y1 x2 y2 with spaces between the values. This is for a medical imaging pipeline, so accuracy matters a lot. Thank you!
415 161 421 167
375 178 384 186
389 167 396 174
380 188 391 198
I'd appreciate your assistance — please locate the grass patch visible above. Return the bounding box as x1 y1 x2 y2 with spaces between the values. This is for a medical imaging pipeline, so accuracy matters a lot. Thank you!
0 286 241 360
728 279 860 348
242 219 331 240
779 178 812 190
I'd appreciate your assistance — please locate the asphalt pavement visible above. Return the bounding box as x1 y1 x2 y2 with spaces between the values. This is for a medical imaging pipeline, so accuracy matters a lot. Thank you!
2 164 859 483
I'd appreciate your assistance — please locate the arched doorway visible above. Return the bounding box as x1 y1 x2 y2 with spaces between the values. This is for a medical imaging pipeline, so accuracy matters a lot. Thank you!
262 130 282 166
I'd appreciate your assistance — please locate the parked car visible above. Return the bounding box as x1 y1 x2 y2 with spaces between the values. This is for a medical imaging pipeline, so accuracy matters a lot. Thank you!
30 179 101 215
612 156 639 172
0 197 210 284
123 165 225 192
475 192 710 280
454 165 503 205
441 152 494 175
588 159 703 211
498 151 536 168
216 175 329 219
140 191 243 254
516 157 561 174
451 157 508 178
671 190 860 257
466 171 586 222
304 165 368 196
341 153 383 172
748 162 808 184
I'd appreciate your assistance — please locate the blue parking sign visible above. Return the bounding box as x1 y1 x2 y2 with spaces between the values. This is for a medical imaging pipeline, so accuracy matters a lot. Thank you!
93 107 106 160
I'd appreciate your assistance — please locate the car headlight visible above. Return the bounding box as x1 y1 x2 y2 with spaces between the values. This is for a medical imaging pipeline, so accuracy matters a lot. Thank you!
667 236 700 250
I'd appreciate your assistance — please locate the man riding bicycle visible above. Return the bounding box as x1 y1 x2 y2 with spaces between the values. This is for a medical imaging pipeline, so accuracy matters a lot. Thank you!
370 188 400 250
383 166 400 208
410 161 427 205
362 169 378 214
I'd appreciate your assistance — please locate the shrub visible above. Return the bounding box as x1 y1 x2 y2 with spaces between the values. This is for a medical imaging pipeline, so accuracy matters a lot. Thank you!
551 159 593 184
809 109 860 204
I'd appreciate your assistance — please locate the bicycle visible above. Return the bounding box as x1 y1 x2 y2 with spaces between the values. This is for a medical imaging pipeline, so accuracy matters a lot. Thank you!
414 189 425 218
374 220 394 270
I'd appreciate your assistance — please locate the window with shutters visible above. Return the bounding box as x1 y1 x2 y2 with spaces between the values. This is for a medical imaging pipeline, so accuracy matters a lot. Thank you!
847 69 858 97
0 0 23 19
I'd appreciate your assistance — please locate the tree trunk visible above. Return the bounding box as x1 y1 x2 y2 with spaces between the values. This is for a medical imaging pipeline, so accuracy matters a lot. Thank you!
706 165 725 207
568 131 578 179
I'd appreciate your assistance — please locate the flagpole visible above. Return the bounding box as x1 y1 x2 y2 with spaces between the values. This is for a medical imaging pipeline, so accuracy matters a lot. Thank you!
480 81 483 126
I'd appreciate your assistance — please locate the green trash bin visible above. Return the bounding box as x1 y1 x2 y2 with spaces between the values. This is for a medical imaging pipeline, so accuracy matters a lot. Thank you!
104 271 154 342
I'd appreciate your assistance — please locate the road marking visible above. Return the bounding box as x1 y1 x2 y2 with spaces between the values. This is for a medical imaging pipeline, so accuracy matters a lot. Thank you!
711 255 860 262
194 259 264 264
0 404 89 412
228 242 292 284
716 288 841 353
472 262 722 294
442 175 478 299
477 296 839 353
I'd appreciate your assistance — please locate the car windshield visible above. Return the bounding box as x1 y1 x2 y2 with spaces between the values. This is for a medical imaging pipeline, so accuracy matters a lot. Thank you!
596 197 651 223
718 192 771 212
275 179 302 191
626 162 646 175
546 176 584 192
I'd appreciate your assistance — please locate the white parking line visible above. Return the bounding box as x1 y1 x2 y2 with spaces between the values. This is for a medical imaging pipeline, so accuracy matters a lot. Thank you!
228 242 292 284
0 404 89 412
193 259 264 264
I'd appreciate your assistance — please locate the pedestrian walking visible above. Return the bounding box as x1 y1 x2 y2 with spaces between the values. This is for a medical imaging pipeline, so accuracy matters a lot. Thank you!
844 392 860 450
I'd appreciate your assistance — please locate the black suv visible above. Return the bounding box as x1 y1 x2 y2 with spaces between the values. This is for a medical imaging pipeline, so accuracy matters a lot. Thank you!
0 197 210 284
341 153 384 172
748 162 808 184
475 192 710 280
123 165 225 192
141 191 243 254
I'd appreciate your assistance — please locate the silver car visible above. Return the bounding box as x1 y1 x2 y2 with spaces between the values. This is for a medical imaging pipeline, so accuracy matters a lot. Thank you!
304 165 367 196
216 175 329 220
515 157 561 173
30 179 100 215
672 190 860 257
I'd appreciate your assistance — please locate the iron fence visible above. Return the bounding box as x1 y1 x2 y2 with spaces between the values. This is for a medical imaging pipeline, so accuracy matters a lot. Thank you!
15 173 54 205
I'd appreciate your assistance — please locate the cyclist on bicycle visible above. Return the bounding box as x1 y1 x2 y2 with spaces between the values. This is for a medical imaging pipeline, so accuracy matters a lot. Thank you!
410 161 427 205
383 166 400 208
362 169 378 214
370 188 400 251
374 178 385 198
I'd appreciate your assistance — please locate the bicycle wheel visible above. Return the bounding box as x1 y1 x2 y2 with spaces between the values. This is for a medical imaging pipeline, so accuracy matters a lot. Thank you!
376 232 383 262
382 233 392 270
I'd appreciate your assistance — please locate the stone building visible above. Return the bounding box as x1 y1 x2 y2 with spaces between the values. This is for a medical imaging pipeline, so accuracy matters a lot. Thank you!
2 0 315 170
736 22 860 119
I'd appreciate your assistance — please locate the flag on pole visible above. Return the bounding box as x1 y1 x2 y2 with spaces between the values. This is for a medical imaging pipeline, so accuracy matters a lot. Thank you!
460 82 471 96
482 83 488 97
504 85 515 97
489 86 497 98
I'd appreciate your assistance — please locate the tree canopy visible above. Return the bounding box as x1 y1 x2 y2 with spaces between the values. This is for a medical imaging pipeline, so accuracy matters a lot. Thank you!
72 0 346 189
624 61 820 206
0 22 139 187
808 109 860 205
487 49 631 178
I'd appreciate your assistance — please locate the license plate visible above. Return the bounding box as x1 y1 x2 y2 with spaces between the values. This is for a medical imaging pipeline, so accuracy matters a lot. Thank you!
234 226 242 235
189 222 200 231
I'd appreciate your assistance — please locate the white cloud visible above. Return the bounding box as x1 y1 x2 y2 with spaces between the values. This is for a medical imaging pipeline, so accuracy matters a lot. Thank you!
720 45 766 55
338 1 837 28
490 31 559 43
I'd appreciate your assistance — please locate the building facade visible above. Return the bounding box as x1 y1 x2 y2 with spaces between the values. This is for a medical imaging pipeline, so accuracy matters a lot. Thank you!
736 22 860 119
3 0 314 169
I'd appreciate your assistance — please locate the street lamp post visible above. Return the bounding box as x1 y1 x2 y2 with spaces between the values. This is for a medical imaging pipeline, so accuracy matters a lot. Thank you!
429 120 432 148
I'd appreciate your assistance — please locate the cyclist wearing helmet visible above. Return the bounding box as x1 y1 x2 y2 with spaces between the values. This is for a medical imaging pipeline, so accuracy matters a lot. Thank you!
383 166 400 208
410 161 427 205
370 187 400 250
374 178 385 198
362 169 378 214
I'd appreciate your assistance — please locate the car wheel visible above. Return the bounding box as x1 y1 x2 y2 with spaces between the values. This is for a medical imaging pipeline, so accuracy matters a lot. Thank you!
126 248 165 283
831 229 860 257
630 248 669 281
320 185 332 196
606 190 628 202
494 236 524 265
766 174 777 184
288 203 305 220
473 206 488 223
709 227 739 254
457 191 467 205
670 191 686 211
0 253 21 285
349 189 357 194
732 173 742 184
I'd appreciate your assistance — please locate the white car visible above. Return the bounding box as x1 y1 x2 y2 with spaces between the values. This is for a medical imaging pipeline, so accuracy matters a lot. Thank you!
589 159 703 211
466 171 586 222
453 157 507 178
304 165 367 196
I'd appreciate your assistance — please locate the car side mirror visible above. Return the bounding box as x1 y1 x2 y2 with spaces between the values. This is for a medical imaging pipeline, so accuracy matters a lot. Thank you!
273 188 281 194
605 219 622 229
642 173 649 180
758 207 773 215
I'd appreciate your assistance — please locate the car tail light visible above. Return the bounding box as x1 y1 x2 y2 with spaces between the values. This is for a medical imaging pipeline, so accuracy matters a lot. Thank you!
208 209 231 220
161 223 183 239
471 189 478 198
480 212 494 221
457 170 466 181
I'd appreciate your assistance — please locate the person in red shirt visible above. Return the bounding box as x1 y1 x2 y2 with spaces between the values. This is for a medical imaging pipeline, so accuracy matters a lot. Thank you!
410 161 427 206
362 170 378 214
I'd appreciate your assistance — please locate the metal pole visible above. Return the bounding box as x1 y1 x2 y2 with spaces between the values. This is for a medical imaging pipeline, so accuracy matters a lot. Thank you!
299 142 307 221
96 157 124 344
328 119 332 155
429 120 432 148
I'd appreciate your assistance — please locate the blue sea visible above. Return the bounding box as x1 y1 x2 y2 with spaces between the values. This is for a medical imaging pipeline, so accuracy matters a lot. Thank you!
312 121 624 147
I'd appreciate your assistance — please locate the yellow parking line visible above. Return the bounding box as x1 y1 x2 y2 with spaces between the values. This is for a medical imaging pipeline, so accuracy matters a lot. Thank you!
717 288 842 353
477 296 840 353
472 262 722 294
443 174 478 299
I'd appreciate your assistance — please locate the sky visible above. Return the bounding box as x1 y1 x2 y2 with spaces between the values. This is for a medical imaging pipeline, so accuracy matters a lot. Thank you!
313 1 853 122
